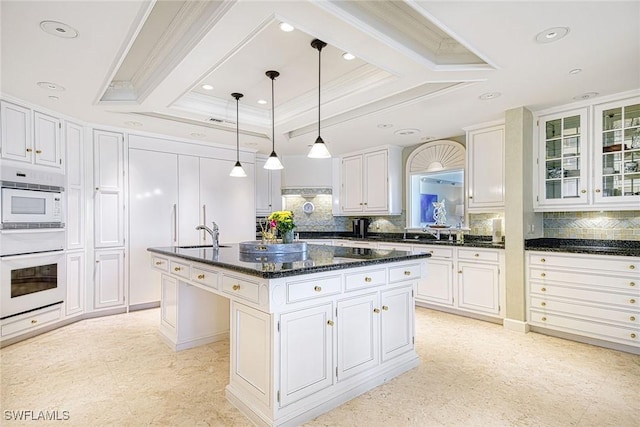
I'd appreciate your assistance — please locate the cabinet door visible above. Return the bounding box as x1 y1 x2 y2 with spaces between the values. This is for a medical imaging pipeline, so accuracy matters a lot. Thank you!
65 251 85 316
341 155 363 212
416 258 454 306
467 124 505 210
160 274 177 331
536 109 589 208
33 111 61 168
128 149 178 306
380 285 414 362
0 101 32 162
199 157 255 245
337 293 379 381
94 249 125 309
593 97 640 207
280 303 334 406
94 130 124 248
457 261 499 315
66 122 84 250
363 150 388 212
178 155 201 246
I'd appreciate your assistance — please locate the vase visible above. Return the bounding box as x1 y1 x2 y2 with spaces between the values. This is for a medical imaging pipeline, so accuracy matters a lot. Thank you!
281 230 294 244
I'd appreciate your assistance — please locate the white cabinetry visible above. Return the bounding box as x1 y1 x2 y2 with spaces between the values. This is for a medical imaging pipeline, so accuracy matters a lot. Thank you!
0 101 62 168
256 154 282 216
466 122 505 211
457 249 500 315
338 146 402 215
413 245 454 306
65 252 85 316
337 293 378 380
94 130 124 248
65 122 85 250
93 249 125 309
380 285 414 361
527 251 639 351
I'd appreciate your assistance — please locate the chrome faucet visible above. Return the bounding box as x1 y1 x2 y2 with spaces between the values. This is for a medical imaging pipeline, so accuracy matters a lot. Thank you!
196 221 219 249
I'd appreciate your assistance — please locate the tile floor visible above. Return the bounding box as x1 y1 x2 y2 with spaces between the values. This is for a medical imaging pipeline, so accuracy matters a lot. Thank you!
1 307 639 426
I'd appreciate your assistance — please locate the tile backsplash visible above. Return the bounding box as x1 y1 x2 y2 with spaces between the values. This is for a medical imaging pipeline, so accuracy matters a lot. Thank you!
543 211 640 240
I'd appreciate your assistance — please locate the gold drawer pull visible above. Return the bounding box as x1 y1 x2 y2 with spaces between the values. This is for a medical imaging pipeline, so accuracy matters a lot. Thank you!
541 273 546 277
541 316 547 321
541 302 546 307
630 282 636 287
365 277 372 282
630 265 636 270
474 253 479 257
155 261 163 265
26 148 33 152
232 284 240 291
382 305 389 311
541 287 546 292
35 149 42 154
630 299 636 304
630 316 636 321
631 333 637 339
197 274 205 279
314 286 322 292
327 320 334 326
540 258 546 263
580 189 586 194
373 308 380 314
430 250 434 254
404 271 411 276
31 319 37 324
595 189 601 193
174 267 181 272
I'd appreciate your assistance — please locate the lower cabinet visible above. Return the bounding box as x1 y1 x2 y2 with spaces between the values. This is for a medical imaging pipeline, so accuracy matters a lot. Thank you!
457 261 500 315
337 293 379 381
380 285 414 361
65 251 85 316
93 249 125 310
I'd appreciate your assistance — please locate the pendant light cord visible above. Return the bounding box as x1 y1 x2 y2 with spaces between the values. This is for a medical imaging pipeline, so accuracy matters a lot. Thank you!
235 95 240 161
317 43 321 137
271 75 275 149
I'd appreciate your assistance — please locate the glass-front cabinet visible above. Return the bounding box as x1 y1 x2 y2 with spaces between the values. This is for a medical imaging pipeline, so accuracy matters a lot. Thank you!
594 97 640 205
536 108 588 208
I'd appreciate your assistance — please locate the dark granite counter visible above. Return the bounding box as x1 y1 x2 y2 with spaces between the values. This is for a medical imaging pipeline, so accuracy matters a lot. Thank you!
525 238 640 257
148 243 431 279
298 232 506 250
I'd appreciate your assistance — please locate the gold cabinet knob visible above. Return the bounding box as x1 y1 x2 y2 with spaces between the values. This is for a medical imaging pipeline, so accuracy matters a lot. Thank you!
541 287 546 292
630 299 636 304
174 267 181 272
630 282 636 287
404 271 411 276
541 302 546 307
430 250 434 254
232 284 240 291
31 319 37 324
155 261 162 265
35 149 42 154
365 277 372 282
541 273 546 277
197 274 205 280
630 265 636 270
327 320 334 326
26 148 33 152
469 196 473 199
595 189 601 193
541 316 547 321
95 260 100 263
474 253 479 257
580 189 586 194
314 286 322 292
382 305 389 311
630 316 636 321
631 333 637 339
458 270 463 274
373 308 380 314
540 258 546 263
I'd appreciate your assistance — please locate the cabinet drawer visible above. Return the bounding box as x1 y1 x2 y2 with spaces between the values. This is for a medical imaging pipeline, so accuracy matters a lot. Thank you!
222 275 261 303
191 266 218 290
530 268 640 292
345 269 386 291
458 249 499 262
530 296 638 326
1 306 62 337
151 255 169 272
414 246 454 259
529 310 639 345
286 275 342 303
378 243 412 251
530 283 639 308
169 260 190 279
529 252 639 274
389 263 420 283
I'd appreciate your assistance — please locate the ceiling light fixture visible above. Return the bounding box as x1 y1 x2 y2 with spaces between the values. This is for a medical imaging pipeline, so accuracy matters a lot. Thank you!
201 84 213 90
573 92 599 101
479 92 501 100
535 27 569 44
279 22 294 32
377 124 393 129
569 68 582 75
308 39 331 159
37 81 65 91
264 70 284 170
257 99 267 105
229 93 247 178
342 52 355 61
40 20 78 38
394 128 419 136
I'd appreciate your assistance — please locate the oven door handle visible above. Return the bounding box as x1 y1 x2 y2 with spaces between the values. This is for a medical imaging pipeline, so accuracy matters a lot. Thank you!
0 249 64 261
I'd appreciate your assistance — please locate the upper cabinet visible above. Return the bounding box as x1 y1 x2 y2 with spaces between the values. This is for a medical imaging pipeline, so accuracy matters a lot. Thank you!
94 129 125 248
534 94 640 211
466 122 505 212
0 100 62 169
338 146 402 216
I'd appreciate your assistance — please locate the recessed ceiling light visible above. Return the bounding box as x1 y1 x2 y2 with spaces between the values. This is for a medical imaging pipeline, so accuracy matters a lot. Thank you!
479 92 501 100
573 92 599 101
48 96 59 101
190 132 206 138
535 27 569 44
342 52 355 61
569 68 582 75
40 20 78 38
257 99 267 105
394 128 419 136
201 84 213 90
124 121 143 127
37 81 65 91
377 124 393 128
279 22 294 32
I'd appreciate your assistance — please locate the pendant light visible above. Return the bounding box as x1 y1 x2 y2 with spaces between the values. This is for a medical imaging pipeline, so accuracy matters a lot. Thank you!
264 70 284 170
229 92 247 177
307 39 331 158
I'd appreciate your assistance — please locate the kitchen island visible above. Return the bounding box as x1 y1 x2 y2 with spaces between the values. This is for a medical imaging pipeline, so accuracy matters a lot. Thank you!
147 244 430 427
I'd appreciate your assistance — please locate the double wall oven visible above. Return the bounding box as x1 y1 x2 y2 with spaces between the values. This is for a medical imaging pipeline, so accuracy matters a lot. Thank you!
0 166 65 320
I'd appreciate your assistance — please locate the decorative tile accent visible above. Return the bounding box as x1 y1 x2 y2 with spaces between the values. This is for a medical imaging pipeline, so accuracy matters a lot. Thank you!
543 211 640 241
469 212 504 236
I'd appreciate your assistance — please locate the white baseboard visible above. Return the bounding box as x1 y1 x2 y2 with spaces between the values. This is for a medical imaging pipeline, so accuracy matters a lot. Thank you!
503 318 530 333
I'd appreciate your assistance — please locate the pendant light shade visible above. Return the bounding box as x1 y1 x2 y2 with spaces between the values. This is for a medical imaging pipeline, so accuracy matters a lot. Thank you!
264 70 284 170
308 39 331 159
230 92 247 178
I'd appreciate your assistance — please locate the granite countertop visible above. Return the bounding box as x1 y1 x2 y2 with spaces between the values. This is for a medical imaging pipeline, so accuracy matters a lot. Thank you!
148 243 431 279
525 238 640 257
298 232 506 250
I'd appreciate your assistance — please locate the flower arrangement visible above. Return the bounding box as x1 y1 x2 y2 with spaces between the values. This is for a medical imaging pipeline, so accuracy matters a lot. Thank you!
268 210 296 233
